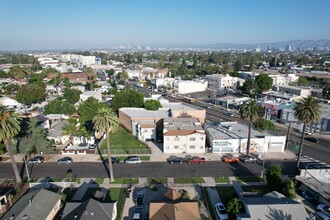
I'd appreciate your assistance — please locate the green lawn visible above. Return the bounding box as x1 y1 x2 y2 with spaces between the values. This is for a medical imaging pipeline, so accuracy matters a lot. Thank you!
94 178 104 184
148 178 167 184
235 176 263 183
174 177 205 184
110 178 139 184
216 186 239 207
100 126 149 150
215 177 230 183
203 187 217 220
241 185 272 195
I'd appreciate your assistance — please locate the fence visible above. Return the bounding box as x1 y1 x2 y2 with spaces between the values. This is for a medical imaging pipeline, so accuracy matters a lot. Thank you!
99 148 151 155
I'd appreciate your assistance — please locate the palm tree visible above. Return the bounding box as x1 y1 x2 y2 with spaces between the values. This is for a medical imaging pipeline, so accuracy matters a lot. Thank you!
0 105 22 183
239 99 263 155
93 107 119 182
294 96 322 169
85 67 96 91
9 65 32 85
44 67 62 96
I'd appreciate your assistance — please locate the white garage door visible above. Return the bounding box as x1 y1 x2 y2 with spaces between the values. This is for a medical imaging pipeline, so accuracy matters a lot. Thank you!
268 142 284 152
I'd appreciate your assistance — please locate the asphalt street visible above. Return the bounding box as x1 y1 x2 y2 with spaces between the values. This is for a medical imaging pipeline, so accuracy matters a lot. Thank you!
0 160 296 180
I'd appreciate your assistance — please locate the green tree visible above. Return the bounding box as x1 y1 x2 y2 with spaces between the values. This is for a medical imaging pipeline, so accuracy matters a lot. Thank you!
294 96 322 169
28 73 48 85
44 98 76 115
85 67 96 91
144 100 162 111
16 84 46 106
43 67 62 96
78 97 107 125
0 70 10 78
17 118 53 155
9 65 33 83
0 105 22 183
227 198 243 215
255 74 273 92
322 86 330 99
112 89 144 111
297 76 308 86
93 107 119 182
239 100 263 155
254 119 276 131
3 84 20 95
283 179 296 199
63 88 82 104
62 118 79 140
265 165 283 192
234 60 243 72
118 70 129 88
242 78 256 95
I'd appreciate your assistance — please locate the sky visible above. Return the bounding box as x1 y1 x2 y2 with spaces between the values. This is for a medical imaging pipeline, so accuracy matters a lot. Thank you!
0 0 330 50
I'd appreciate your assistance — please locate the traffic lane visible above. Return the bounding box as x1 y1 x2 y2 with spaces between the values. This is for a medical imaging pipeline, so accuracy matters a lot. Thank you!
0 160 296 179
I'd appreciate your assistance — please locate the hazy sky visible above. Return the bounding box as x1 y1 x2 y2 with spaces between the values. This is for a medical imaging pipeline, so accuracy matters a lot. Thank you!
0 0 329 50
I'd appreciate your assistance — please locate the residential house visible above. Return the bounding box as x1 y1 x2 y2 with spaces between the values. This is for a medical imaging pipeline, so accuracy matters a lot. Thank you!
205 122 286 153
173 80 208 94
1 189 61 220
80 91 102 102
237 191 309 220
149 188 200 220
163 118 206 154
0 96 22 109
61 198 117 220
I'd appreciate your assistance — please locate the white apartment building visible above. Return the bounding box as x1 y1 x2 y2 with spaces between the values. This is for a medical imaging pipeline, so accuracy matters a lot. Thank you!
79 55 96 66
163 118 206 154
173 80 208 94
205 74 238 92
270 74 299 86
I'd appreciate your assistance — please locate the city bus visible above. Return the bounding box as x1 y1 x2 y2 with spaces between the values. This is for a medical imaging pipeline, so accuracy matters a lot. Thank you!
182 97 196 103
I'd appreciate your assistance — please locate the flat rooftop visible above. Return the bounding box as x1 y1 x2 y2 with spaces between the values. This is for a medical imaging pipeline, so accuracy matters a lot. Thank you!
164 117 203 131
120 108 170 119
161 102 198 111
205 122 265 140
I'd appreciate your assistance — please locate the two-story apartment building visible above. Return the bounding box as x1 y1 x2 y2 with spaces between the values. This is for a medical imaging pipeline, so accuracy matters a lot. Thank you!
173 80 208 94
205 74 238 92
163 118 206 154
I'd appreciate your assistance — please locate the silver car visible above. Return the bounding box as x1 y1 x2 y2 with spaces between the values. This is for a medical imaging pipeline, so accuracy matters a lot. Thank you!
124 156 142 164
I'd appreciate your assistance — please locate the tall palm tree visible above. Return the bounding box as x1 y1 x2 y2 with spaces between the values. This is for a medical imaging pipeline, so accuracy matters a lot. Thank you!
85 67 96 91
93 107 119 182
294 96 322 169
9 65 32 85
239 99 263 155
0 105 22 183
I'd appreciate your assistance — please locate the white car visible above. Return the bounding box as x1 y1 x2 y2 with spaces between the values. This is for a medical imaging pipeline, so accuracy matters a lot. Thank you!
317 204 330 218
215 202 229 220
124 156 142 164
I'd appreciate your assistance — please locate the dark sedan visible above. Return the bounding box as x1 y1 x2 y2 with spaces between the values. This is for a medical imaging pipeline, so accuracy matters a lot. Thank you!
239 155 258 163
103 157 120 164
167 156 184 164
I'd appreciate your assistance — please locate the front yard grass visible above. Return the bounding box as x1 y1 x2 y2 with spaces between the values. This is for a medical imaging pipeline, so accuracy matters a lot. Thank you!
235 176 263 183
109 178 138 184
216 186 239 206
108 188 126 220
215 177 230 183
174 177 205 184
241 185 272 195
148 178 167 184
94 178 104 184
100 126 149 150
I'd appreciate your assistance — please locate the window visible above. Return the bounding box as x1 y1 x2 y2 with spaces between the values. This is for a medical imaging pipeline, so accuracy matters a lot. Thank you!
144 129 148 132
189 145 195 149
174 146 179 149
200 137 204 141
166 146 169 149
174 137 180 141
190 137 196 141
200 146 203 149
166 137 169 141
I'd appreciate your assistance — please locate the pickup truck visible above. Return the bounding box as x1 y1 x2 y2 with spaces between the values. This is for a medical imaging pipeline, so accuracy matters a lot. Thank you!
186 156 206 164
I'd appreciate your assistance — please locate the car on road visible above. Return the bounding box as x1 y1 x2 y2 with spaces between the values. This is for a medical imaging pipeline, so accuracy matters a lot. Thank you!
57 157 73 165
124 156 142 164
167 156 184 164
223 111 234 117
221 154 239 163
186 156 206 164
215 202 229 220
304 137 319 143
317 204 330 217
136 192 144 208
239 155 258 163
103 157 120 164
27 156 44 165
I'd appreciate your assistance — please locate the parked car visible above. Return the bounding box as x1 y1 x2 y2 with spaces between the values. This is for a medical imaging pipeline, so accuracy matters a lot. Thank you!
317 204 330 217
240 155 258 163
136 192 144 208
167 156 184 164
304 137 319 143
186 156 206 164
315 211 330 220
215 202 229 220
221 154 239 163
57 157 73 164
124 156 142 164
103 157 120 164
27 156 44 165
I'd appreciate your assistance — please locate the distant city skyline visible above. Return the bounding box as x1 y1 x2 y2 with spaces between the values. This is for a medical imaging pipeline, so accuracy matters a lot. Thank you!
0 0 330 50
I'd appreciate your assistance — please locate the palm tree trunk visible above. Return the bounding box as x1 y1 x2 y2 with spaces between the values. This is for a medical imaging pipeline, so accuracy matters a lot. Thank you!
246 122 252 155
296 123 307 169
106 134 114 182
4 138 22 183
